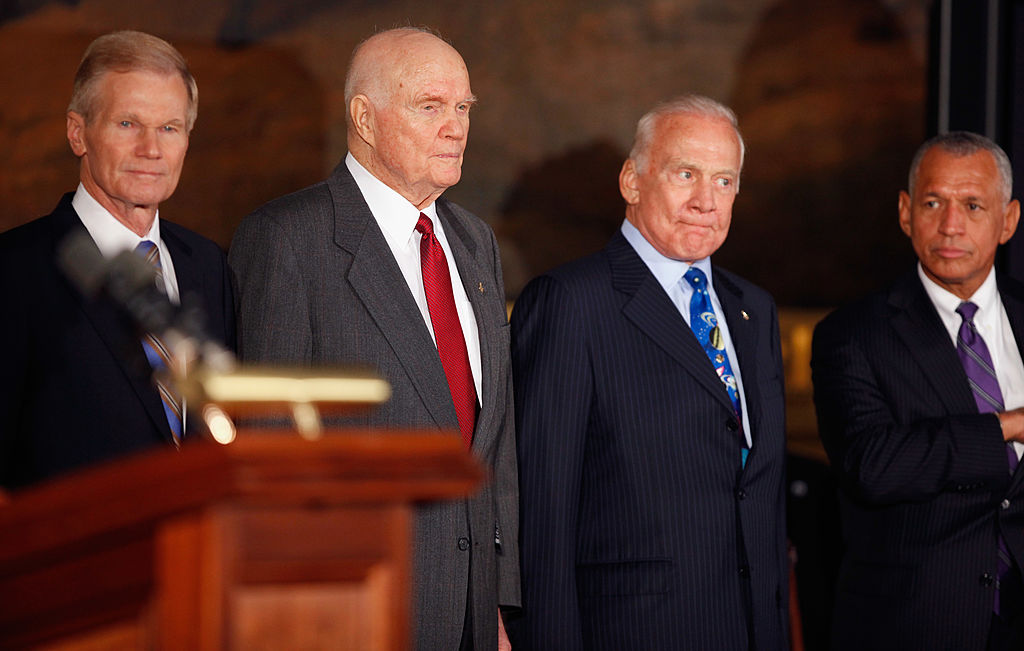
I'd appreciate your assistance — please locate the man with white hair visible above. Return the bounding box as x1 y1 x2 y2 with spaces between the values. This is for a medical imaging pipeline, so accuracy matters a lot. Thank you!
230 27 519 651
511 95 789 650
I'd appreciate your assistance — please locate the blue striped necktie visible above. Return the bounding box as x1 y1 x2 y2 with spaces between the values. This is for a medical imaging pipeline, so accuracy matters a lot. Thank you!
135 240 184 446
683 267 748 465
956 301 1019 616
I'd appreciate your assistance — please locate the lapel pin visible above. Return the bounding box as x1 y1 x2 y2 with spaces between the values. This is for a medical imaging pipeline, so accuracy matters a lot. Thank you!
741 310 749 321
478 282 485 294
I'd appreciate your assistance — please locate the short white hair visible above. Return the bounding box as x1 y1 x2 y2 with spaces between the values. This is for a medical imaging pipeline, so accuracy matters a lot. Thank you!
629 94 745 175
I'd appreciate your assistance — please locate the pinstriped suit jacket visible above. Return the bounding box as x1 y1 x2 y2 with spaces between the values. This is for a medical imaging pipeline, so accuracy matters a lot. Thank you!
510 231 789 651
812 270 1024 651
228 161 520 651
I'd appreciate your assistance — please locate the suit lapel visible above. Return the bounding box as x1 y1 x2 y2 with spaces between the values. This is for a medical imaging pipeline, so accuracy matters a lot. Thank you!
607 233 736 415
715 269 763 442
327 165 458 431
48 198 174 443
888 272 977 414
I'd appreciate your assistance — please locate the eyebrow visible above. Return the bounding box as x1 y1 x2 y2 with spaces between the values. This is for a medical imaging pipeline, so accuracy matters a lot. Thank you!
415 93 478 106
116 112 185 126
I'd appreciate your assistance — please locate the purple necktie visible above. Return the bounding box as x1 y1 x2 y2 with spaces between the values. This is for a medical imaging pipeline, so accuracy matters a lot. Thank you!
956 301 1018 616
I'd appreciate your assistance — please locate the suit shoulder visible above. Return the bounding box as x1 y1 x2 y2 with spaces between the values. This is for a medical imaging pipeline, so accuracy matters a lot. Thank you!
815 287 890 341
712 265 776 305
161 220 227 259
438 198 496 241
515 250 611 315
240 179 334 232
0 214 51 254
542 249 610 284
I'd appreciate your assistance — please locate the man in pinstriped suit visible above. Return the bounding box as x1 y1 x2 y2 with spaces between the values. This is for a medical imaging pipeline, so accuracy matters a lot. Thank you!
509 96 789 650
229 28 518 651
812 132 1024 650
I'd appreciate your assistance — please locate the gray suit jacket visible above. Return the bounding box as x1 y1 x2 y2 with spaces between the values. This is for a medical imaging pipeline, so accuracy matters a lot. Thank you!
228 161 520 650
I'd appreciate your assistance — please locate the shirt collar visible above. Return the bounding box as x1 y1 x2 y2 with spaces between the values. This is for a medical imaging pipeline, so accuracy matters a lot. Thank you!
72 183 162 258
620 218 714 293
917 262 999 320
346 153 438 245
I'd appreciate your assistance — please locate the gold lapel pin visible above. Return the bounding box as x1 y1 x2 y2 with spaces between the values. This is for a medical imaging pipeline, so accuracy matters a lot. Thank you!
741 310 749 321
478 282 485 294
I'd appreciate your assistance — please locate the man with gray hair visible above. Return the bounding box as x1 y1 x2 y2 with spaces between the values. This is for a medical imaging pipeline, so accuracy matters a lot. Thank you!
510 95 789 650
0 31 235 488
812 131 1024 650
230 27 519 651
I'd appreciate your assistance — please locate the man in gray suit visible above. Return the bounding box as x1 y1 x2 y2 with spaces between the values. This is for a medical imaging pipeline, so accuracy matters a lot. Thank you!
229 28 519 651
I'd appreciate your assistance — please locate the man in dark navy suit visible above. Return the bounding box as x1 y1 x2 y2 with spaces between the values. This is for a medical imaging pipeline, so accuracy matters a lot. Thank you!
813 132 1024 651
510 95 789 651
0 31 235 489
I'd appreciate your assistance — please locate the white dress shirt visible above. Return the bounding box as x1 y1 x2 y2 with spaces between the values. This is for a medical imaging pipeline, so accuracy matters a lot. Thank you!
72 183 181 304
346 153 483 401
621 219 752 447
918 263 1024 459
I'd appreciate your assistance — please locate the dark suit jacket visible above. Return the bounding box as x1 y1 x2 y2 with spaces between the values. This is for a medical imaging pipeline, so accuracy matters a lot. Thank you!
0 193 236 490
227 161 520 651
811 270 1024 651
509 231 789 651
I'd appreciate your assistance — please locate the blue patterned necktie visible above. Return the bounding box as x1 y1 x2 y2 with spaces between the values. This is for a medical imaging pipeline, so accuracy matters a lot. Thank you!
683 267 747 465
135 241 184 446
956 301 1019 616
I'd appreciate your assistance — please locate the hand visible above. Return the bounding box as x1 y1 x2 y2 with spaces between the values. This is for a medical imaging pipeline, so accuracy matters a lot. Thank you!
498 609 511 651
999 408 1024 442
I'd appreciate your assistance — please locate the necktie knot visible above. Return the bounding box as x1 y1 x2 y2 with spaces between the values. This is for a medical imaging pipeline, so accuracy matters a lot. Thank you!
684 267 708 291
415 213 435 238
135 240 161 268
956 301 979 323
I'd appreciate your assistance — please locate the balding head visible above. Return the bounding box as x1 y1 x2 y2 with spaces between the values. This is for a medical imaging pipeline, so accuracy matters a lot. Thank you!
345 28 476 209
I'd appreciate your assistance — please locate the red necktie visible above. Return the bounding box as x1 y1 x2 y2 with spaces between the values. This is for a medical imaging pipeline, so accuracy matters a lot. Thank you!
415 213 477 448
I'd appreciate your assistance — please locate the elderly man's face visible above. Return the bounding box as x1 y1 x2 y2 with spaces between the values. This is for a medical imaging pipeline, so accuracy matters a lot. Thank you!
620 112 741 263
899 148 1020 299
372 40 474 208
67 70 190 222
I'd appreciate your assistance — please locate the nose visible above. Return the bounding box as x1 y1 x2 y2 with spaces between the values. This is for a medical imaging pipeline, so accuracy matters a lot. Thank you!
136 127 161 158
440 111 468 141
937 203 965 236
689 177 716 213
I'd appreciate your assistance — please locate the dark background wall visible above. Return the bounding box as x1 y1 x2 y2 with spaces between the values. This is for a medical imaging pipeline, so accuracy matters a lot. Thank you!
0 0 929 306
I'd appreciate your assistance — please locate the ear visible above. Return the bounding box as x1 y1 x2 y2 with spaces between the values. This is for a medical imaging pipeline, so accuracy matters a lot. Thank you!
619 159 640 205
349 95 375 148
67 111 87 157
1000 199 1021 244
898 190 913 238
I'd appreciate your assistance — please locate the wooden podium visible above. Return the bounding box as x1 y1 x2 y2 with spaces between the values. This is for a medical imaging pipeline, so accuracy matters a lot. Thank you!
0 431 483 650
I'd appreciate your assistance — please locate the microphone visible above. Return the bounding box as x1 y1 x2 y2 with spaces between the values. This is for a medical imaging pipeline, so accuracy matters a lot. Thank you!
57 230 235 372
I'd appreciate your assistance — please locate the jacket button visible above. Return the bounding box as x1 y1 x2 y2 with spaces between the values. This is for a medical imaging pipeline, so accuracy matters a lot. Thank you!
726 420 739 432
980 573 994 586
457 537 470 551
736 489 747 500
1002 499 1011 510
738 565 750 578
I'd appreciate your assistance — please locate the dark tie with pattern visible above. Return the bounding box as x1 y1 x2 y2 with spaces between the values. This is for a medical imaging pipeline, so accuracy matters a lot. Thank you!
684 267 748 465
956 301 1019 616
415 214 477 449
135 240 184 446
